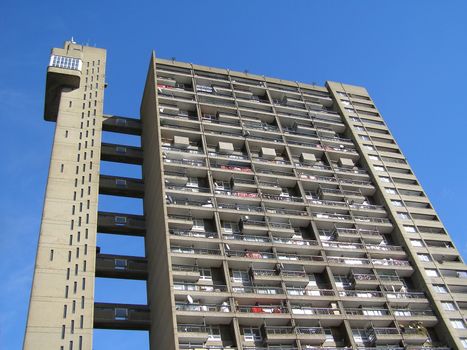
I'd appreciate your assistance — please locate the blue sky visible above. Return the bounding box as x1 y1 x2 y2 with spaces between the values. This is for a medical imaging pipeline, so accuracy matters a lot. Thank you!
1 0 467 348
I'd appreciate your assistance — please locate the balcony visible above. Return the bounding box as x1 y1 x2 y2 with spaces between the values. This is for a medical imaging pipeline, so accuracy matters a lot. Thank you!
170 229 218 239
232 285 285 297
177 324 210 342
401 328 429 344
101 143 143 165
171 246 222 257
318 187 365 203
165 184 211 194
262 326 296 343
262 194 304 203
345 307 391 319
269 222 297 237
167 215 194 229
242 120 279 132
97 211 145 236
237 304 288 316
239 219 268 234
367 327 402 345
172 265 201 282
227 250 275 260
350 273 379 289
331 227 383 244
290 305 341 317
296 326 327 345
163 157 206 168
95 253 147 280
93 303 150 330
231 177 257 192
175 302 231 313
166 196 214 209
286 287 336 299
258 181 283 195
174 282 228 294
99 175 144 198
210 161 253 174
223 233 270 245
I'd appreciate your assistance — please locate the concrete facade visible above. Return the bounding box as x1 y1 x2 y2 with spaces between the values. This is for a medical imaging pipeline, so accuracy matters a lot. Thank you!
23 42 467 350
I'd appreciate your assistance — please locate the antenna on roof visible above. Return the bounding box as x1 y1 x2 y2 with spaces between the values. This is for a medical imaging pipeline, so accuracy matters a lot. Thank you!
171 57 176 62
244 69 249 75
71 37 76 44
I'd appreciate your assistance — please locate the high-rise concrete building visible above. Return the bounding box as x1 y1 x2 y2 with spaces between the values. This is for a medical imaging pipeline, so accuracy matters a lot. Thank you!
24 41 467 350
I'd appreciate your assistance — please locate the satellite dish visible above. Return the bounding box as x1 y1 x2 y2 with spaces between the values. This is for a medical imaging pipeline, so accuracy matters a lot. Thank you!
187 295 194 304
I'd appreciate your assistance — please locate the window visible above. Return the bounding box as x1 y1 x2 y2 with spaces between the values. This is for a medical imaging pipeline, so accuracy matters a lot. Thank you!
192 219 205 231
115 259 127 270
460 338 467 348
232 270 249 283
425 269 439 277
116 146 127 154
366 145 376 151
433 284 447 293
442 302 457 311
360 135 370 141
223 222 239 234
49 55 82 71
418 254 431 262
242 327 262 342
115 216 127 225
385 188 397 195
115 179 127 187
398 212 410 220
379 176 391 183
369 155 380 161
199 268 212 281
410 239 423 247
115 308 128 320
451 319 466 329
404 225 417 233
391 200 403 207
374 165 385 172
206 325 221 340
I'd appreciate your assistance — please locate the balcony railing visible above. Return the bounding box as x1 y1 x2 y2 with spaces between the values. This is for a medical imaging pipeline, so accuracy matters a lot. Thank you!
215 189 259 198
237 304 288 314
223 234 270 243
170 229 218 239
210 161 253 173
166 197 213 207
175 302 231 312
208 151 248 160
165 185 211 193
163 158 206 167
173 283 228 292
262 194 303 202
251 157 292 166
228 250 275 259
346 308 390 316
286 287 335 297
272 237 318 246
217 203 263 212
290 305 341 315
171 246 221 255
161 142 202 152
232 285 284 295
